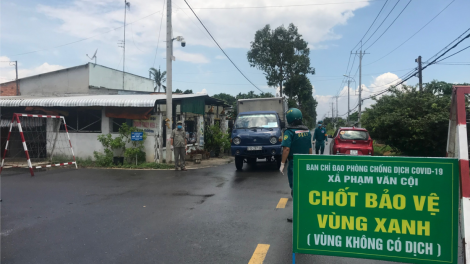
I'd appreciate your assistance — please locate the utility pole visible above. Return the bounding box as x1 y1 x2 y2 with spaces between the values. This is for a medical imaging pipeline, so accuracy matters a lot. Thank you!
358 49 362 127
343 74 355 125
352 44 369 127
15 61 18 95
165 0 173 164
331 102 335 130
415 56 423 92
335 96 338 123
347 79 350 124
123 1 130 90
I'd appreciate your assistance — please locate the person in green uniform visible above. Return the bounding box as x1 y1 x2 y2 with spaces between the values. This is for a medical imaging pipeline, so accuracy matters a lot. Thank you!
313 120 328 154
280 108 313 198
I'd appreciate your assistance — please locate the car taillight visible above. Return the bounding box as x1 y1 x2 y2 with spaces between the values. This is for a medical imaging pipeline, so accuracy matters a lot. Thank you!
335 138 339 145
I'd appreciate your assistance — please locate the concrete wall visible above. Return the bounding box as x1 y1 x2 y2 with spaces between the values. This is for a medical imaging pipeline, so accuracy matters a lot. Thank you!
19 65 89 96
0 81 19 96
89 64 154 92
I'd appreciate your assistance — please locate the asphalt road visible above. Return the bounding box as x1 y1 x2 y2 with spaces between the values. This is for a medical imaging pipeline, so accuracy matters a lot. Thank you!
0 160 445 264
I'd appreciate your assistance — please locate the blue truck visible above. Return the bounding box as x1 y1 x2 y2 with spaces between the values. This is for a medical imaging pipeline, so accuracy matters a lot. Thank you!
231 98 287 170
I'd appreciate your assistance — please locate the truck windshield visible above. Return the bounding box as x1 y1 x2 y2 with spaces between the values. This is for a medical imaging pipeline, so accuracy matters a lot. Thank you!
235 114 278 129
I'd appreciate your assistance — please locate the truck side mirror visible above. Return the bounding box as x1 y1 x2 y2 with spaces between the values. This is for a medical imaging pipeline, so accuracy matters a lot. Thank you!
280 121 286 128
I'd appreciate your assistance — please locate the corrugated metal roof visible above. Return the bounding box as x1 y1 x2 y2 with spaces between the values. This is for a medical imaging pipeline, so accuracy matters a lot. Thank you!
0 94 209 107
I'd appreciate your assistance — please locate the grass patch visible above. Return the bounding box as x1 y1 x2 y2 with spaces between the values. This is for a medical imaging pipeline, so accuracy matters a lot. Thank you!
115 162 174 170
373 142 400 156
74 157 174 170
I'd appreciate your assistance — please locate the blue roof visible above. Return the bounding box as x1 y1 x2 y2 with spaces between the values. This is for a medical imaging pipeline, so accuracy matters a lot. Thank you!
239 111 278 115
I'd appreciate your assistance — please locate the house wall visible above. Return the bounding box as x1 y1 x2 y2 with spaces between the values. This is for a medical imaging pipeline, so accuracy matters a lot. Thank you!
0 81 19 96
19 65 89 96
89 64 154 92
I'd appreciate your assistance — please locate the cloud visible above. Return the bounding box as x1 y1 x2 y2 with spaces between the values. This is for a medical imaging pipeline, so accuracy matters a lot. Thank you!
308 44 329 50
215 55 226 60
196 88 208 95
173 50 210 64
315 72 403 120
35 0 370 50
0 56 13 68
0 61 65 83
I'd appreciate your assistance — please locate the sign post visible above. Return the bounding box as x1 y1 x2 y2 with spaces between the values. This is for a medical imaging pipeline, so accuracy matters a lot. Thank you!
293 155 459 264
131 132 143 165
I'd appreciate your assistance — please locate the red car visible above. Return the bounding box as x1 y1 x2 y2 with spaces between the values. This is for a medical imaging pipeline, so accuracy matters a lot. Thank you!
329 127 374 155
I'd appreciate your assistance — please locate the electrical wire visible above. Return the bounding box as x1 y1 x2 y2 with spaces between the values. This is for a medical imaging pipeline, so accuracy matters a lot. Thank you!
351 0 389 51
424 27 470 64
362 0 401 47
434 45 470 64
364 0 412 50
182 0 263 93
364 32 470 99
152 0 166 67
365 0 455 66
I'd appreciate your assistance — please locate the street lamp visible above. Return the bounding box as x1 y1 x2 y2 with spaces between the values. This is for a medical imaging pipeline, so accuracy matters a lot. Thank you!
343 75 356 125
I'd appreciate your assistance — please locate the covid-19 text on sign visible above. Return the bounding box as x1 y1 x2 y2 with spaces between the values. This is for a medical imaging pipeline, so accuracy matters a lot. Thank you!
293 155 458 264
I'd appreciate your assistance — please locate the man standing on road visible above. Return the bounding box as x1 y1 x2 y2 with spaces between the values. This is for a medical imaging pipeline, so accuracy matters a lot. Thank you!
280 108 312 199
171 121 187 171
313 120 328 155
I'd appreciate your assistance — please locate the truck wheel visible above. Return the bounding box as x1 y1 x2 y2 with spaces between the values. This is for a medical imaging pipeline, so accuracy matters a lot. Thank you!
235 157 244 171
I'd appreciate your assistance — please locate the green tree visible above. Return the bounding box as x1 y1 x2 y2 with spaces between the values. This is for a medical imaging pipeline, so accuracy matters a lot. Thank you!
362 85 450 157
349 111 359 125
424 80 470 96
213 93 236 105
174 89 183 93
284 75 317 128
247 23 315 97
183 89 193 94
149 67 166 92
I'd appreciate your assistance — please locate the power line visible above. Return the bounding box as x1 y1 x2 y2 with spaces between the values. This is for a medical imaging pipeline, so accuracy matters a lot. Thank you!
182 0 263 93
365 31 470 99
365 0 455 66
364 0 412 50
434 45 470 64
424 27 470 64
187 0 385 10
362 0 401 47
9 10 163 57
351 0 389 51
152 0 166 67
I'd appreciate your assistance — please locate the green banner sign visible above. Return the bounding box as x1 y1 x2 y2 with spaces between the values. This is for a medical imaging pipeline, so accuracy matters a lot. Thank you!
293 155 459 264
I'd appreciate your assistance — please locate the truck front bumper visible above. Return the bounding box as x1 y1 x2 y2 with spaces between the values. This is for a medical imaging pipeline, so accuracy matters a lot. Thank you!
231 145 282 157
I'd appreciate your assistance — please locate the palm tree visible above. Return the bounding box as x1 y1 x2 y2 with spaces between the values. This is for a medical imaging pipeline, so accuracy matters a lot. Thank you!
149 67 167 92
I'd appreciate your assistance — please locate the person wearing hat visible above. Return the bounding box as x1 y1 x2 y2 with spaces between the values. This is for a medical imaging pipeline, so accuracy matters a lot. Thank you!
171 121 187 171
280 108 312 197
313 120 328 154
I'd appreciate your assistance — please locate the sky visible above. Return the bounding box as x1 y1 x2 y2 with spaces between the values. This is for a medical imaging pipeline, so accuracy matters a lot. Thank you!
1 0 469 119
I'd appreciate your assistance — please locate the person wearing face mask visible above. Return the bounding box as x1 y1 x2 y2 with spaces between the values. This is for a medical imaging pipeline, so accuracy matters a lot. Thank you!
171 121 187 171
313 120 328 155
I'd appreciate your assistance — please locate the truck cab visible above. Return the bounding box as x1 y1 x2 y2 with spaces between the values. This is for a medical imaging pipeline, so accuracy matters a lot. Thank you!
231 110 285 170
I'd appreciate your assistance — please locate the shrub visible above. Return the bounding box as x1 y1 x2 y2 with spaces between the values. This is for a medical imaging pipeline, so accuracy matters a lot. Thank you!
204 125 230 157
95 123 147 164
93 149 113 166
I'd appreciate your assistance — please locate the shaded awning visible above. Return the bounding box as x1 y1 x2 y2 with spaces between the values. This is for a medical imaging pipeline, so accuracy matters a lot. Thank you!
0 94 209 107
